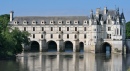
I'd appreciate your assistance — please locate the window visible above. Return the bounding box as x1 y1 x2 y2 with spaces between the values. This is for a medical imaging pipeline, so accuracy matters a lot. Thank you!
33 34 35 38
67 27 69 31
84 27 86 31
75 27 77 31
59 34 61 38
74 20 79 24
59 27 61 31
51 27 53 31
23 20 27 24
84 20 87 24
41 34 43 38
42 27 44 31
51 34 53 38
107 34 111 39
24 27 26 31
41 20 45 24
84 34 86 38
67 34 69 39
32 20 37 24
75 34 77 39
66 20 71 24
58 20 63 24
14 21 18 24
108 27 111 31
33 27 35 31
50 20 55 24
117 28 119 35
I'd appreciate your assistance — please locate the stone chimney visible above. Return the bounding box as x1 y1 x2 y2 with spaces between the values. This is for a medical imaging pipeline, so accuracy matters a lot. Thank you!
96 8 100 18
10 11 14 22
104 7 107 15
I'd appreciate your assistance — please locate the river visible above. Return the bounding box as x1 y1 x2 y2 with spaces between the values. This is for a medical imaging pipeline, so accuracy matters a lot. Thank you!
0 52 130 71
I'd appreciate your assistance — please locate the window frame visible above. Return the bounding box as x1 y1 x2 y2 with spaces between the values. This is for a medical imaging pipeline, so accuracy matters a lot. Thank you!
33 27 35 31
67 27 69 31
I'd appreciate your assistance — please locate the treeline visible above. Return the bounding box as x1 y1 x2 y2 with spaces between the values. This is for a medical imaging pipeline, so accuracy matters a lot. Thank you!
0 14 30 58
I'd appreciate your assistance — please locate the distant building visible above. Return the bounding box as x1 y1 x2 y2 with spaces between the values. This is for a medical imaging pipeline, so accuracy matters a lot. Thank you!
8 7 126 53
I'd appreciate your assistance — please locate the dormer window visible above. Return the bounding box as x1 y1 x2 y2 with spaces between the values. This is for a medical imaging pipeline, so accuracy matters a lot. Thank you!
58 20 63 24
41 20 45 24
32 20 36 24
84 20 88 24
50 20 55 24
74 20 79 24
66 20 71 24
23 20 28 24
14 21 18 24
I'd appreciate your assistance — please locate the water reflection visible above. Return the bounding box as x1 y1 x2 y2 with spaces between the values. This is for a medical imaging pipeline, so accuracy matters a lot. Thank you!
1 53 130 71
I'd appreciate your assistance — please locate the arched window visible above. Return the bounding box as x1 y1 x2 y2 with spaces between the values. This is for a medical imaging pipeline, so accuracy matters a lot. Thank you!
51 34 53 38
84 34 86 38
120 28 122 35
59 34 61 39
75 34 77 39
117 28 119 35
67 34 69 39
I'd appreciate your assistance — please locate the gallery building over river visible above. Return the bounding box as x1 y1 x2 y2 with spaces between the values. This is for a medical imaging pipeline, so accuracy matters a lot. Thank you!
8 7 126 53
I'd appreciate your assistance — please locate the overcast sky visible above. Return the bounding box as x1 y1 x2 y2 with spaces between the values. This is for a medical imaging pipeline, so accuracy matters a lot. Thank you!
0 0 130 21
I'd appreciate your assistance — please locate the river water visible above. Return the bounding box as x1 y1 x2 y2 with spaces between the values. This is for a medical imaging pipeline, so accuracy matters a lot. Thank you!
0 52 130 71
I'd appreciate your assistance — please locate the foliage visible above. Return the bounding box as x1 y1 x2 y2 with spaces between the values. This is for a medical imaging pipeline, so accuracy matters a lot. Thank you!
126 21 130 39
0 14 30 57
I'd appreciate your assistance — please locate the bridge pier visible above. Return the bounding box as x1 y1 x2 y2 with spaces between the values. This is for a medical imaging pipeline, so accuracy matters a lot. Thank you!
57 39 64 52
73 40 79 52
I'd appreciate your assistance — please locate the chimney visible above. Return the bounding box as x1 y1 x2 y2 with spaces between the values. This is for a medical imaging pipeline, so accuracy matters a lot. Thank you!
10 11 14 22
104 7 107 15
96 8 100 18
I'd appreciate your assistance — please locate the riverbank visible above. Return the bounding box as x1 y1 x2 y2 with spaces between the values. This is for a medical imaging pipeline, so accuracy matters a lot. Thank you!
0 55 16 60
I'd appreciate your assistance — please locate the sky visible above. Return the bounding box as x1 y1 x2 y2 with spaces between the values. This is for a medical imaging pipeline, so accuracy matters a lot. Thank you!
0 0 130 22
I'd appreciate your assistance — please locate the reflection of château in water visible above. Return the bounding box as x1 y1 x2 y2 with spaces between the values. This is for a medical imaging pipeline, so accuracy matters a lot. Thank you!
9 7 128 53
18 53 129 71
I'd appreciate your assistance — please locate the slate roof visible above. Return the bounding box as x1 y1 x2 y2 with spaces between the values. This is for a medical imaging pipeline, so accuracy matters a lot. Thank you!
9 16 89 25
9 8 125 25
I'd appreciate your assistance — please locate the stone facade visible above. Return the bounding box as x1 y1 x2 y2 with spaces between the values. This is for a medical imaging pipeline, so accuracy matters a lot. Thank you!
8 7 126 53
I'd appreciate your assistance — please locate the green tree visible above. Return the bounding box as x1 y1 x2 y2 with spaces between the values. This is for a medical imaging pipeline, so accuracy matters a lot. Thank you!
126 21 130 39
0 14 30 57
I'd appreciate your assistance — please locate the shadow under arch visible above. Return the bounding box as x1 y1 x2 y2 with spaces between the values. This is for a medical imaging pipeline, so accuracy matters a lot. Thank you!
101 42 112 54
79 42 84 52
47 40 57 52
30 41 40 52
64 41 73 52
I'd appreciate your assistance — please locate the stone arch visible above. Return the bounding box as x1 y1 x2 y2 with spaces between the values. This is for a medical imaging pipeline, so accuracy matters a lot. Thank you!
30 41 40 51
79 42 84 52
47 40 57 52
101 42 112 54
64 41 73 52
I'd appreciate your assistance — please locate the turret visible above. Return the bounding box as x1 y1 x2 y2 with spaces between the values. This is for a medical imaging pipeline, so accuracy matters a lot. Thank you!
90 10 94 19
104 7 107 15
10 11 14 22
121 12 125 24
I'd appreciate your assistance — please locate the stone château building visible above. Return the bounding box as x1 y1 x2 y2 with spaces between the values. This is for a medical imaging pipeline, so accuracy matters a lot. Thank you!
8 7 126 53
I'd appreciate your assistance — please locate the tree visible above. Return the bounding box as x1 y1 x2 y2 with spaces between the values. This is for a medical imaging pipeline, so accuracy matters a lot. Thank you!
126 21 130 39
0 14 30 57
